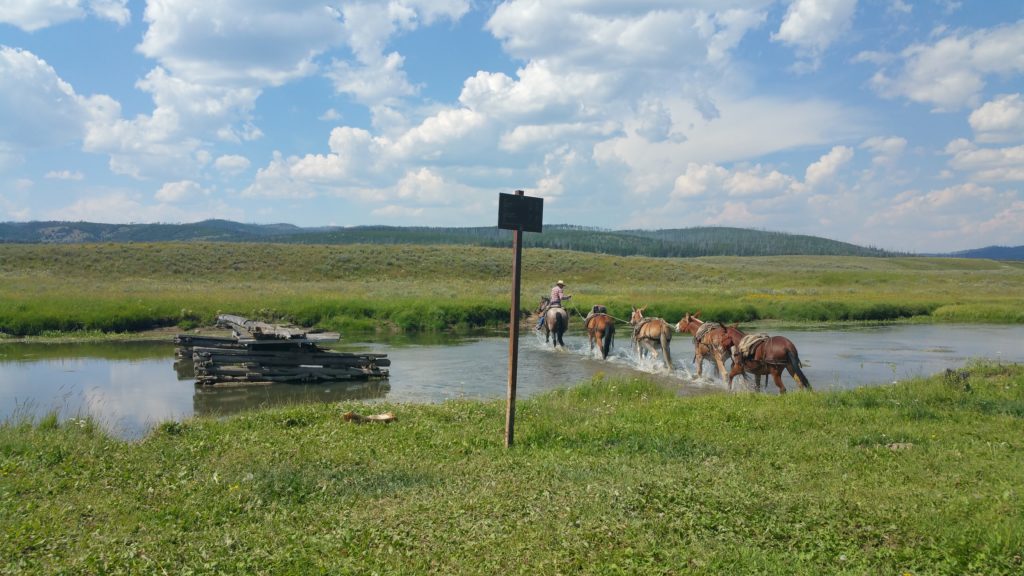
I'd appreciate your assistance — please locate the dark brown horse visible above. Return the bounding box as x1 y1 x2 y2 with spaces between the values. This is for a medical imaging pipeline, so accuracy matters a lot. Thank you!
674 311 731 386
585 312 615 359
721 324 810 393
536 296 568 348
629 306 673 370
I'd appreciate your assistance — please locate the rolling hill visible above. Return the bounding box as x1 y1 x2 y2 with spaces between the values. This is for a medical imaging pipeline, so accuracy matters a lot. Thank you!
1 219 1015 259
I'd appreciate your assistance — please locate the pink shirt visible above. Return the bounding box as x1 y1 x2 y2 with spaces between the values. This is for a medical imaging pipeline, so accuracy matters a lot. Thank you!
550 285 568 306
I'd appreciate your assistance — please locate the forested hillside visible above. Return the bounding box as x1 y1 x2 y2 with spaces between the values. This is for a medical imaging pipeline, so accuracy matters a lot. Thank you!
0 219 925 258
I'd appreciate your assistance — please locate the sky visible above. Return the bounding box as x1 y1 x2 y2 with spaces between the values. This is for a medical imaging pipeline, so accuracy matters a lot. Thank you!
0 0 1022 252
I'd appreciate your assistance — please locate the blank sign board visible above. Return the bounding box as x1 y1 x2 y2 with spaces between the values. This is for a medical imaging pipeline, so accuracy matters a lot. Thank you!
497 192 543 233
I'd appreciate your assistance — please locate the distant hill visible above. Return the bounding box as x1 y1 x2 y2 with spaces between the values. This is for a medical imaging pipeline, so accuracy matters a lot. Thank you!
0 219 907 258
945 245 1024 260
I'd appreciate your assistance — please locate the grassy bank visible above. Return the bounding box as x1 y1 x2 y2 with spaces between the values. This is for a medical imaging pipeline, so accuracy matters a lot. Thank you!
2 362 1022 574
1 243 1023 336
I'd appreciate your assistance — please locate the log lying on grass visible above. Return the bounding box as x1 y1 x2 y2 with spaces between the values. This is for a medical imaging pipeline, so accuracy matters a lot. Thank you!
174 315 388 386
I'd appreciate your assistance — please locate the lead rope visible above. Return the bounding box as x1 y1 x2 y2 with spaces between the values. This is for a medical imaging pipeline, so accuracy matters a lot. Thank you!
570 303 632 325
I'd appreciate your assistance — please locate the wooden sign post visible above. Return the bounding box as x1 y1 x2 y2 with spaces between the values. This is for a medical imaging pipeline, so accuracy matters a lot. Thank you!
497 190 543 448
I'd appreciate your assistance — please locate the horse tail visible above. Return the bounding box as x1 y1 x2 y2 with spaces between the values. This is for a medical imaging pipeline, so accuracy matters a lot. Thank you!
660 328 673 370
787 347 811 391
602 321 614 358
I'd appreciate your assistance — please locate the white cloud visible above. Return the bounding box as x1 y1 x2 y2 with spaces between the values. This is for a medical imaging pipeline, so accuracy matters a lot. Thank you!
871 182 995 225
370 204 424 219
500 121 619 152
0 0 83 31
0 143 23 173
485 2 774 122
137 0 343 86
319 108 342 122
945 140 1024 181
869 21 1024 111
969 94 1024 143
707 200 764 226
772 0 857 66
154 180 205 203
327 1 470 105
596 96 867 197
88 0 129 25
214 155 250 175
0 47 95 148
672 163 729 199
888 0 911 14
977 201 1024 239
48 189 242 223
805 145 854 188
396 168 450 204
860 136 907 165
44 170 85 180
0 0 128 31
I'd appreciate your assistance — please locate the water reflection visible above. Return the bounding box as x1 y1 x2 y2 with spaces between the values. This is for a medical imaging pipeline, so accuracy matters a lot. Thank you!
192 380 391 417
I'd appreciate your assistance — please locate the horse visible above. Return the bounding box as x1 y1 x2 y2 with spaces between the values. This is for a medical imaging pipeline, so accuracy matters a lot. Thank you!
629 306 673 370
585 311 615 359
674 311 731 386
536 296 568 348
721 324 810 393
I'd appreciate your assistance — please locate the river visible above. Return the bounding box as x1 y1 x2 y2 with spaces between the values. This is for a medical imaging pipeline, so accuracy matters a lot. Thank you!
1 324 1022 440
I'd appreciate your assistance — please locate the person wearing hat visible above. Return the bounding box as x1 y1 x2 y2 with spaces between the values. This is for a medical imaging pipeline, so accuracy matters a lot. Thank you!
536 280 572 330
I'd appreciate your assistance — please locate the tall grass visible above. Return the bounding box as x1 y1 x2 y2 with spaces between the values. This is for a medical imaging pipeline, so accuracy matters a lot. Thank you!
1 243 1022 336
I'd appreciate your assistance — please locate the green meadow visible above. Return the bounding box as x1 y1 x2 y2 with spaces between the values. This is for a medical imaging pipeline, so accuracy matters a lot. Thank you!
1 242 1022 337
2 362 1022 574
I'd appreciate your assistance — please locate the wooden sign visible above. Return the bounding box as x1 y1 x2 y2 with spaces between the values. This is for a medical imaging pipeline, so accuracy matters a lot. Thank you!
498 191 543 233
501 190 543 448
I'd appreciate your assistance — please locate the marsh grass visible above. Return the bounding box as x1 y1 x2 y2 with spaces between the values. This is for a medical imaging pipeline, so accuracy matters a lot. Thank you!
1 244 1022 336
2 362 1022 574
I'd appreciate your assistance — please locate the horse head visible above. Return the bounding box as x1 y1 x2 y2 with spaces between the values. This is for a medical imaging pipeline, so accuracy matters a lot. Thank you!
536 296 551 314
674 311 703 334
629 305 647 325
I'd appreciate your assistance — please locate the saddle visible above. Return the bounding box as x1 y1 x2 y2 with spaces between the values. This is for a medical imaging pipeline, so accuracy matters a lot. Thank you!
693 321 722 344
737 333 770 360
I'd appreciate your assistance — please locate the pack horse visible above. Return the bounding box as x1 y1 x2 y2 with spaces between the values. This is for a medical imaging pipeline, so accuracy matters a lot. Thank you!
629 306 673 370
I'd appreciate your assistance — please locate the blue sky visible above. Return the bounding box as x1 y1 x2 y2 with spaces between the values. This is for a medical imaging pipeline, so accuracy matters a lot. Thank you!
1 0 1021 252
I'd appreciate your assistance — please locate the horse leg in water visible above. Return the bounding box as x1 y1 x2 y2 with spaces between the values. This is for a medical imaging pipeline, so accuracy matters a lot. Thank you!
661 331 673 370
601 322 614 359
770 366 788 394
712 348 729 387
556 313 566 348
693 344 706 378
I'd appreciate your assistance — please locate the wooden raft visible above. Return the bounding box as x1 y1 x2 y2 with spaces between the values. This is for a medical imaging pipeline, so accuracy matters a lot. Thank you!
174 314 389 386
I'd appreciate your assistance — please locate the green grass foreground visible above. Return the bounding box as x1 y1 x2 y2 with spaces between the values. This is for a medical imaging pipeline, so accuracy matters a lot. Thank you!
2 363 1022 574
1 243 1023 336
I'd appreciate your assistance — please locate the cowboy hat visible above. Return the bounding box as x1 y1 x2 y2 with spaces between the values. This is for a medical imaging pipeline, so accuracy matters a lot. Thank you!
556 280 566 286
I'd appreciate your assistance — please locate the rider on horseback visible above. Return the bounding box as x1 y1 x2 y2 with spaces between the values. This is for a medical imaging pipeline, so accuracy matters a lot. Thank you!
536 280 571 330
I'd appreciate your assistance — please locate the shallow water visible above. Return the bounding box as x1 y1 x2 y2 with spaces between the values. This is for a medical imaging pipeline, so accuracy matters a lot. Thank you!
1 324 1022 440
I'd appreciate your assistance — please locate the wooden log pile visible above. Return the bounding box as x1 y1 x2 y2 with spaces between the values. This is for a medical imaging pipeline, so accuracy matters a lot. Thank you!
174 315 389 386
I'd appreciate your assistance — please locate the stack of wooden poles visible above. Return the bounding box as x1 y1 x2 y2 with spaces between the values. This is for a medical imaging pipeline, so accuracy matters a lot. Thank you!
174 314 389 386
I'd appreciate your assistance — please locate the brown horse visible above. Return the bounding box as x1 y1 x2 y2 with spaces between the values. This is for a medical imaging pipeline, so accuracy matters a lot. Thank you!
674 311 731 386
629 306 673 370
585 312 615 359
721 324 810 393
536 296 568 348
